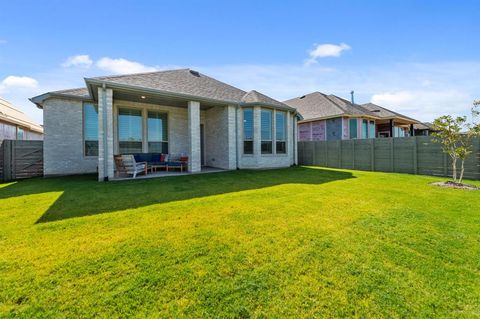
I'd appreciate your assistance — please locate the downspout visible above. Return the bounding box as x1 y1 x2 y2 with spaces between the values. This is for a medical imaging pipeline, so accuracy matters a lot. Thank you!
102 83 108 181
235 103 240 169
293 112 297 166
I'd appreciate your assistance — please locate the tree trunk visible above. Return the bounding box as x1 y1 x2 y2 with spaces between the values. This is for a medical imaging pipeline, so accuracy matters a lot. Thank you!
452 157 457 182
459 159 465 184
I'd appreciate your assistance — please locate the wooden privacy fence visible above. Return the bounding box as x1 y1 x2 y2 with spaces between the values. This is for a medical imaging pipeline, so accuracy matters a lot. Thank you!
298 136 480 180
0 140 43 182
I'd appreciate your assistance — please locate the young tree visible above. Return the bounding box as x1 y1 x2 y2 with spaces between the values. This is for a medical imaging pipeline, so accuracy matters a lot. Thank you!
432 115 465 182
432 100 480 183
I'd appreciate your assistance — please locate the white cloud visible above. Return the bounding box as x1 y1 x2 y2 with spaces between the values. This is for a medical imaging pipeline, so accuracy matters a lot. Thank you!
96 57 158 74
0 75 38 93
372 91 415 106
306 43 351 65
0 39 6 44
61 55 93 68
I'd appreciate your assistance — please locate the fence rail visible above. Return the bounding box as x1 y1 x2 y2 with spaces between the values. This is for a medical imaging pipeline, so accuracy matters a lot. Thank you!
298 136 480 180
0 140 43 182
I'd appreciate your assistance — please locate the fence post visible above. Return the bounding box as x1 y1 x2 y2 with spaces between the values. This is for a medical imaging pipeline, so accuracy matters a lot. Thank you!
3 140 12 182
370 139 375 171
352 139 355 169
338 140 342 168
312 141 316 166
390 138 394 172
443 152 448 177
413 137 418 174
325 141 328 167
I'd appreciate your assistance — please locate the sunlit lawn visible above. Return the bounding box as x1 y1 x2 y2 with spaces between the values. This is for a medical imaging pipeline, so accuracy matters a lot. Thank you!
1 167 479 318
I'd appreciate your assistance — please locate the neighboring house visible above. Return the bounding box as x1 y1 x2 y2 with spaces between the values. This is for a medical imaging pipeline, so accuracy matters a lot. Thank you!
361 102 418 138
30 69 299 181
413 122 435 136
284 92 418 141
0 97 43 142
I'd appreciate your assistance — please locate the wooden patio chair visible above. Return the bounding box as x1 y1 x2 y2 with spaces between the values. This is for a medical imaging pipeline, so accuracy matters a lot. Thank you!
118 154 148 178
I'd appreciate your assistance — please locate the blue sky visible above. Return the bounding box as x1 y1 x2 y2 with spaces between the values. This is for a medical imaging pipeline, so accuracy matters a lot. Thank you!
1 0 479 123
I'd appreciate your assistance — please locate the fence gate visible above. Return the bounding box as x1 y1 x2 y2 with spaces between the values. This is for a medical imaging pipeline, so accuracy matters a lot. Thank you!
298 136 480 180
1 140 43 182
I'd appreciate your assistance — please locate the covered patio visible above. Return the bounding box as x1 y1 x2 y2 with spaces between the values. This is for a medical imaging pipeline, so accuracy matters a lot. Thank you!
87 74 238 181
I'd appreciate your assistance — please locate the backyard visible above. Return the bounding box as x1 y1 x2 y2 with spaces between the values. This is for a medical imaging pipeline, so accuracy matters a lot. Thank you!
0 166 479 318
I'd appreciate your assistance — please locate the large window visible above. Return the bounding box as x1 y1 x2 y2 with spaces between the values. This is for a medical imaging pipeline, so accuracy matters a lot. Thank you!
369 121 376 138
349 119 357 139
276 111 286 153
362 119 368 139
261 109 273 154
243 108 253 154
83 103 98 156
148 111 168 153
16 127 24 140
118 108 143 153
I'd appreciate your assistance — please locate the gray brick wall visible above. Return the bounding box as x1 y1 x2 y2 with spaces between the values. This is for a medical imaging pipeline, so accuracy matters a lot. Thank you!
43 98 97 175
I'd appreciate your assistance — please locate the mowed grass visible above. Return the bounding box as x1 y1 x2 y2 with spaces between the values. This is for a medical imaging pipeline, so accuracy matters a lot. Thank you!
1 167 480 318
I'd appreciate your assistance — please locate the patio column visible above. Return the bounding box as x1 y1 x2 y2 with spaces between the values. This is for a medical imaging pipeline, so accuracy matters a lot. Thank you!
188 101 201 172
98 87 114 181
253 106 261 163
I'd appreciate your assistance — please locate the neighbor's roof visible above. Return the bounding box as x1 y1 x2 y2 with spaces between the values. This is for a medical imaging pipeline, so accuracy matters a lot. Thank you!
283 91 375 121
31 69 293 111
361 103 418 123
414 122 434 130
0 97 43 133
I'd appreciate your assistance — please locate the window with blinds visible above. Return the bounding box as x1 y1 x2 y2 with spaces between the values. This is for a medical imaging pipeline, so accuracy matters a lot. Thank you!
275 111 286 154
369 121 376 139
118 108 143 153
83 103 98 156
261 109 273 154
362 119 368 139
148 111 168 153
349 119 357 139
243 108 253 154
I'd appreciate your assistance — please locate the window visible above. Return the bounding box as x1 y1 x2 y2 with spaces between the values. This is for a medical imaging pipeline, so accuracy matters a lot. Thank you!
243 109 253 154
276 111 286 153
148 111 168 153
369 121 375 139
362 119 368 139
118 108 143 153
16 127 24 140
83 103 98 156
261 109 273 154
349 119 357 139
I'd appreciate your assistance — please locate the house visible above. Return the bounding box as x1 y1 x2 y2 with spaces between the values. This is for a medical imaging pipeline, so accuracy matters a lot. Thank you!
413 122 435 136
361 102 419 138
0 97 43 142
283 92 418 141
30 69 299 181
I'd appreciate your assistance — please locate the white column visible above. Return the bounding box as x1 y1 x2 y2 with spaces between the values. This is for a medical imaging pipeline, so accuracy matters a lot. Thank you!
236 107 243 168
98 87 114 181
188 101 201 172
253 106 261 163
226 105 237 170
294 114 298 165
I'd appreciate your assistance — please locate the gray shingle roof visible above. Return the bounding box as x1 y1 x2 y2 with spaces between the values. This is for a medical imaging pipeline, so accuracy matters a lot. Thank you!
90 69 248 103
50 87 90 98
241 90 291 108
283 92 375 120
361 102 418 122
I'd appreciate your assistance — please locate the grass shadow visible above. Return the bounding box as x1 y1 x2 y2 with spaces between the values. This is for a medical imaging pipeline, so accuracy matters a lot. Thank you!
0 166 354 223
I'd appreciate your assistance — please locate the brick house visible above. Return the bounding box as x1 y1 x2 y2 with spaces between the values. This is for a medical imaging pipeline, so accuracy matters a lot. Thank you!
284 92 418 142
31 69 299 181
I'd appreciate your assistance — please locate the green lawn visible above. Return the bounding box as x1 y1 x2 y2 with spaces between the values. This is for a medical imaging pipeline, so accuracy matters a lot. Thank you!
1 167 479 318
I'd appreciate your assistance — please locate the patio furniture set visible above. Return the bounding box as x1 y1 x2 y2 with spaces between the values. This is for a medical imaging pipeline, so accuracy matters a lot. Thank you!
114 153 188 178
